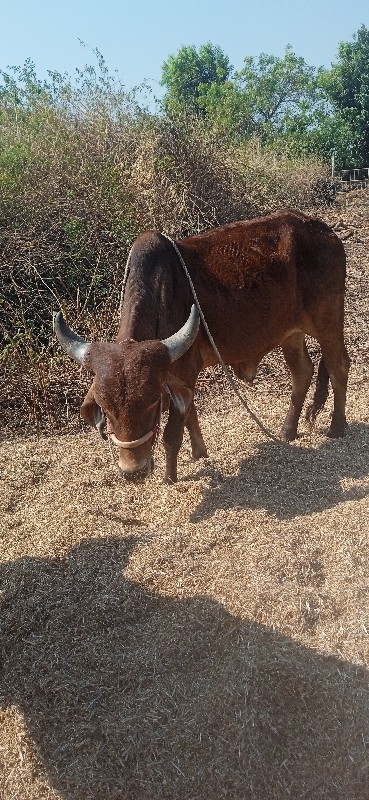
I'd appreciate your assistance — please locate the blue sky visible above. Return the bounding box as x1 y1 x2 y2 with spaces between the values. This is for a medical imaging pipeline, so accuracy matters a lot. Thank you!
1 0 368 104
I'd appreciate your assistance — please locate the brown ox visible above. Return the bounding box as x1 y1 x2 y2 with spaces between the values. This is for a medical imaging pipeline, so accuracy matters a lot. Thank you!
54 210 350 482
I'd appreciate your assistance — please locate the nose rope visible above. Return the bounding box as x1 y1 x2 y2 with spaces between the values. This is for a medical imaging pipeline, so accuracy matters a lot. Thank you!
107 420 154 448
107 432 117 465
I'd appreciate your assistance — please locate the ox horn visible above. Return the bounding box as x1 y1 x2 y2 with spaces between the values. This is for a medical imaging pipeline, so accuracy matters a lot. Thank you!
161 304 200 363
53 311 90 366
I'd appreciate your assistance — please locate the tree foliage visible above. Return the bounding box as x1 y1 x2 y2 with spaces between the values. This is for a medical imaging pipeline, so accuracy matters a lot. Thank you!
160 28 369 168
161 43 231 116
236 48 319 135
319 24 369 166
200 47 323 143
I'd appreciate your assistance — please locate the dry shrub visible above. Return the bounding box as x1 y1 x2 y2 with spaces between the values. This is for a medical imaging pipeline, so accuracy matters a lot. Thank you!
128 119 329 236
128 116 257 235
237 137 331 211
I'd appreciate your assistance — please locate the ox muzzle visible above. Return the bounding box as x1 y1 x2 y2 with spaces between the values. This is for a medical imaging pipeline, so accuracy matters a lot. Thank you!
106 405 161 482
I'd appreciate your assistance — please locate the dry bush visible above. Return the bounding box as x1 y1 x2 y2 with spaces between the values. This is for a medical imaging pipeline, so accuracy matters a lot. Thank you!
128 116 257 235
128 119 329 236
237 137 332 211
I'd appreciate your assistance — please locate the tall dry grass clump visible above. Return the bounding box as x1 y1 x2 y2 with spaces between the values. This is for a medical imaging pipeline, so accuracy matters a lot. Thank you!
0 61 329 434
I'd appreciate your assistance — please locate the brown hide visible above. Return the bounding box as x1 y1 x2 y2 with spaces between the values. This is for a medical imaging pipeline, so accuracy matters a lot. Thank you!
80 210 349 482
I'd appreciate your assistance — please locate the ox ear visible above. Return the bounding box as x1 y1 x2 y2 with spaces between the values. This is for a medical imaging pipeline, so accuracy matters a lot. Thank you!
165 373 193 416
80 386 107 440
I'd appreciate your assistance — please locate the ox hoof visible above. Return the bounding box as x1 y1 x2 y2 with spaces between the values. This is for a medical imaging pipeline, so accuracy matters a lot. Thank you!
191 447 208 462
327 420 347 438
280 426 297 443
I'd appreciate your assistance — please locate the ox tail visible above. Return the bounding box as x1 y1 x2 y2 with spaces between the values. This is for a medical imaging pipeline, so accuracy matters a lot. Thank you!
305 357 329 426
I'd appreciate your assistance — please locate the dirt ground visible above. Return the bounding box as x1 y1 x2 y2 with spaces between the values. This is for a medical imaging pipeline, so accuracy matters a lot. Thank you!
1 192 369 799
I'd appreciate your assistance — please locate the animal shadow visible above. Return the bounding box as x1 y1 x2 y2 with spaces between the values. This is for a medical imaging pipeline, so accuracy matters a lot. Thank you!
190 422 369 522
1 535 369 799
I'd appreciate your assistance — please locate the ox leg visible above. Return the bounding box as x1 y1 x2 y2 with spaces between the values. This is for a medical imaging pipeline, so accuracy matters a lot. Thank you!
318 339 350 437
162 403 186 483
185 402 208 461
281 332 314 441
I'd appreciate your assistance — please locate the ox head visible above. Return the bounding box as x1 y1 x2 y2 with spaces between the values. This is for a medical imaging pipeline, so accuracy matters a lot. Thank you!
54 306 200 480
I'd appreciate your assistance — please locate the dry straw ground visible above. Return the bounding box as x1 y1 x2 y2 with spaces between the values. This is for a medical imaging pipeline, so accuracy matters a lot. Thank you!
1 192 369 799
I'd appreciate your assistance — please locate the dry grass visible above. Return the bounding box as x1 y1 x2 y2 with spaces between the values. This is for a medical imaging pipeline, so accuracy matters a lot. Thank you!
1 192 369 799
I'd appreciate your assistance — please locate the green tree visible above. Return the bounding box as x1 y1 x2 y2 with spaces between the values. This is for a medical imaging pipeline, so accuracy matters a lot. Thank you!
197 46 325 150
236 47 319 137
160 43 332 157
319 25 369 166
197 81 255 138
161 43 231 116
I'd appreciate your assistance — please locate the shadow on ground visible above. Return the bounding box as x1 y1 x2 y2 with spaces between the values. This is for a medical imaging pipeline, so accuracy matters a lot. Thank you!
1 536 369 799
189 423 369 522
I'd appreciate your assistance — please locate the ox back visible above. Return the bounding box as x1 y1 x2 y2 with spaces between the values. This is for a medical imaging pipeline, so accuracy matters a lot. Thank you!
120 209 346 365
